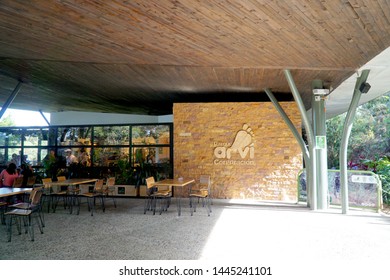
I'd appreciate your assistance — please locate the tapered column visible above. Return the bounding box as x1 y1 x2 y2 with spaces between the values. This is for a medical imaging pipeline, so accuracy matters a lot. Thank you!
0 82 22 120
284 69 317 210
340 70 370 214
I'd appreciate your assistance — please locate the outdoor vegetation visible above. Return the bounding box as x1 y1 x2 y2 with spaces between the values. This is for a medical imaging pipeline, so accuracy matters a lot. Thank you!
326 92 390 205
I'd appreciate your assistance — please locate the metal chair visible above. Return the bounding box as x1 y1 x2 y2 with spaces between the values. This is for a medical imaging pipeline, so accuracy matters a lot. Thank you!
12 176 24 188
189 175 212 216
5 187 44 242
103 177 117 208
52 176 73 213
8 186 45 227
37 178 53 213
79 179 105 216
11 176 25 202
26 176 37 187
144 176 172 215
0 201 7 225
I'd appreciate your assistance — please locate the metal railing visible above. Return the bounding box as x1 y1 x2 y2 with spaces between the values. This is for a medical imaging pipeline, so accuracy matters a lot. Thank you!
297 169 382 212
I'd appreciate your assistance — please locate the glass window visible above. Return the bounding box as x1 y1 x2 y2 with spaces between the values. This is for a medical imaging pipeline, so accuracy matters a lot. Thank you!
92 147 129 167
23 129 43 146
131 147 172 180
0 131 7 146
23 148 39 166
6 148 22 166
131 147 170 165
0 148 6 166
40 149 49 163
47 128 57 146
0 124 172 180
94 126 129 145
0 129 22 146
132 125 170 145
58 126 92 146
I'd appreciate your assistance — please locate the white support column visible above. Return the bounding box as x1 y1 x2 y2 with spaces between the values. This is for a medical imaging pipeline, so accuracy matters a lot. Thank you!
340 70 371 214
284 69 317 210
312 88 329 210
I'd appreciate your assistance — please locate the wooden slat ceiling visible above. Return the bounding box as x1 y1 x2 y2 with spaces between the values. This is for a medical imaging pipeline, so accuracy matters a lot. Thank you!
1 0 390 115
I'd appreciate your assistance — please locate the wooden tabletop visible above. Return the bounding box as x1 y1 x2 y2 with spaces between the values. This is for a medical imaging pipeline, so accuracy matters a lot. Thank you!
47 178 98 186
152 178 195 187
0 187 32 198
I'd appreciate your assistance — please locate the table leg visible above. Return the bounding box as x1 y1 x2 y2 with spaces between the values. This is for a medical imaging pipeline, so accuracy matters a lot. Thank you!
176 196 181 216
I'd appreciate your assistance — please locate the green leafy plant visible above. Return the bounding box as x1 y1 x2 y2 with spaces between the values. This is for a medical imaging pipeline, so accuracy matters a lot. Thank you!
362 156 390 204
115 157 134 185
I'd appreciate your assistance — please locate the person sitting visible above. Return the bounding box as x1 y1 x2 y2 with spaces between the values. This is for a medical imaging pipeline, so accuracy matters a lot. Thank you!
0 162 20 188
20 163 34 187
78 147 91 167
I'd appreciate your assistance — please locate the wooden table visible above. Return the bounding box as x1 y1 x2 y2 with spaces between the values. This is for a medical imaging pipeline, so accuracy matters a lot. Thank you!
47 178 98 214
48 178 98 188
152 178 195 216
47 178 99 194
0 187 32 198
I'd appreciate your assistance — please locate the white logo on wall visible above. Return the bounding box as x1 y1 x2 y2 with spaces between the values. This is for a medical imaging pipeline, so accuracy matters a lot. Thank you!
213 123 255 165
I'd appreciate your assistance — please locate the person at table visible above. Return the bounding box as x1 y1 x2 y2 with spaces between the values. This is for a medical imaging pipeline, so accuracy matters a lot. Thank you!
78 147 90 167
9 153 20 166
20 163 33 187
0 162 19 188
65 149 78 178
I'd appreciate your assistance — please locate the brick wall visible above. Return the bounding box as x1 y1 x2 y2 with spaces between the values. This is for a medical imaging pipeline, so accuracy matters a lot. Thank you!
173 102 302 201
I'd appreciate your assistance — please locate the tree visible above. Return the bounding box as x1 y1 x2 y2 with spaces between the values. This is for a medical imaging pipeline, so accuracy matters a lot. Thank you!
0 115 15 127
326 92 390 168
326 92 390 204
326 114 344 168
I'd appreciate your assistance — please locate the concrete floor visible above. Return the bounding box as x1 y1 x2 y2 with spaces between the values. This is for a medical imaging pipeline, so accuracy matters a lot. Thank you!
1 198 389 279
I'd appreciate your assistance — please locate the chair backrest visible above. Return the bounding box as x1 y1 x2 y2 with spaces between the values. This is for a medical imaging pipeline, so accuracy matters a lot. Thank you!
12 176 24 188
30 187 43 206
40 178 52 194
145 176 155 189
199 175 211 195
27 176 36 186
199 175 211 188
106 177 115 187
42 178 52 184
94 179 104 192
57 176 66 181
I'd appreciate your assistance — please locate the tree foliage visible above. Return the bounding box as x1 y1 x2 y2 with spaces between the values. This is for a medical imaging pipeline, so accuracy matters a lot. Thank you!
327 92 390 168
0 115 15 127
326 92 390 203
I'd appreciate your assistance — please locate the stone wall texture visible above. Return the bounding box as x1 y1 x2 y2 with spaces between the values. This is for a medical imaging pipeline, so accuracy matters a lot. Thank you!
173 102 303 201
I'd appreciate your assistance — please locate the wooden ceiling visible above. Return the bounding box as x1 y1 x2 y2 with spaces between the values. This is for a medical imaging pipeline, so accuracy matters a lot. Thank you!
1 0 390 115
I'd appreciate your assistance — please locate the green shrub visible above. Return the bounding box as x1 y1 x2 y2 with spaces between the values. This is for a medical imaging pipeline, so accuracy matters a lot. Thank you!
363 157 390 204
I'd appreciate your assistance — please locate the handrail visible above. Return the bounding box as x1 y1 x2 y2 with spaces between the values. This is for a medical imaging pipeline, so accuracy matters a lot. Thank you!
297 169 382 212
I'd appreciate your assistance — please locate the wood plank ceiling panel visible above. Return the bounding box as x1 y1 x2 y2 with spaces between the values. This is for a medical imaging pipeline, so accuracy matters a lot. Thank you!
0 0 389 115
